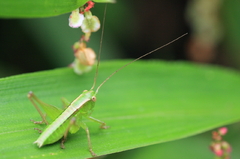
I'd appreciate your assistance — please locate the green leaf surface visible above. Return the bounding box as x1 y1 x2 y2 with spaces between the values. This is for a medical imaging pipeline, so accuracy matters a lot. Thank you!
0 0 115 18
1 60 240 159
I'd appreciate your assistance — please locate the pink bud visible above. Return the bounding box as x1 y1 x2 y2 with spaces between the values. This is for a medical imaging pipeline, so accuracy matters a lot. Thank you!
218 127 228 136
215 149 223 156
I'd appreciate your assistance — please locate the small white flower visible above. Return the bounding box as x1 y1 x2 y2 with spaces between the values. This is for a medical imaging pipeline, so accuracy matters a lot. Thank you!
81 15 100 33
69 8 85 28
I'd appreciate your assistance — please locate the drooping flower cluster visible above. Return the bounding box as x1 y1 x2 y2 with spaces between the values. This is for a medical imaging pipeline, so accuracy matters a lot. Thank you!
209 127 231 159
68 1 100 75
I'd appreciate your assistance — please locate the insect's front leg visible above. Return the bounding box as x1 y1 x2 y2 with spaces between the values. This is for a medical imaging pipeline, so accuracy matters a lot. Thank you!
87 116 109 129
79 121 97 157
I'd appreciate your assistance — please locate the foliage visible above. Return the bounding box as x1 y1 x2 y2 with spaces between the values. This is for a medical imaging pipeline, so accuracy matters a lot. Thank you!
0 0 115 18
1 61 240 158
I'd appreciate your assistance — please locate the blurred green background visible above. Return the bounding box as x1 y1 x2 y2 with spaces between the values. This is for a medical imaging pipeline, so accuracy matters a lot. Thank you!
0 0 240 158
1 0 239 77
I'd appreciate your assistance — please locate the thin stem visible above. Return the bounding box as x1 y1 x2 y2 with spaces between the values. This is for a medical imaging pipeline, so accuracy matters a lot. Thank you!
90 4 108 90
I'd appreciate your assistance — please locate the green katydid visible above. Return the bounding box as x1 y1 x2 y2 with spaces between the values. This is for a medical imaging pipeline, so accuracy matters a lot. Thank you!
28 5 188 157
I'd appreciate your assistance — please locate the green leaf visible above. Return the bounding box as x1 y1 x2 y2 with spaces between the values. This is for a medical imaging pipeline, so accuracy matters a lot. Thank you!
0 0 115 18
94 0 116 3
1 60 240 158
106 127 240 159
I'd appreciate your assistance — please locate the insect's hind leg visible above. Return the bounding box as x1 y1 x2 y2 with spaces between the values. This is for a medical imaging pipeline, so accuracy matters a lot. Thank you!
33 128 43 133
28 91 49 125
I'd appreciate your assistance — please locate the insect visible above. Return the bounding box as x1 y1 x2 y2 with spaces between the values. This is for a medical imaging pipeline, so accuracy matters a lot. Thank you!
28 4 188 157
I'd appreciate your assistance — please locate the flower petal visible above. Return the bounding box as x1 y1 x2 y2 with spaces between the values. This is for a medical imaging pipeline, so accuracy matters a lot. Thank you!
69 9 85 28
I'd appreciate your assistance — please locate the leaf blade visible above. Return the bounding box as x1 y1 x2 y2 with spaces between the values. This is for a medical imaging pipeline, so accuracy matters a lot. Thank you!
0 0 115 18
1 60 240 158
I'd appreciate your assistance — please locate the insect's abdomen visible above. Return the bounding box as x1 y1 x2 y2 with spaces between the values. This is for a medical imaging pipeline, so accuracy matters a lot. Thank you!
34 105 84 147
41 120 71 145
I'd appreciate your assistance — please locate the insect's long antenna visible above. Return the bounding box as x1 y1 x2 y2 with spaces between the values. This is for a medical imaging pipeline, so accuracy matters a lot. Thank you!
95 33 188 94
90 4 107 90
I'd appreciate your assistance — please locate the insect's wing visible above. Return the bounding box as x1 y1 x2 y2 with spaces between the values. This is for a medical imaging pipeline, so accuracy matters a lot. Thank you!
39 101 63 121
61 97 71 109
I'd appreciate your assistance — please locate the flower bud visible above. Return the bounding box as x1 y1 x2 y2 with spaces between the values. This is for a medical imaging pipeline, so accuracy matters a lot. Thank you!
218 127 228 136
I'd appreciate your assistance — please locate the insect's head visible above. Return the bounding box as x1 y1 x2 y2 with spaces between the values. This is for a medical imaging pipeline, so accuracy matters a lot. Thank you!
82 90 97 101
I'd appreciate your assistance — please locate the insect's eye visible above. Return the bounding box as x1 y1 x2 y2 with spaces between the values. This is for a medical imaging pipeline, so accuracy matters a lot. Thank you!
92 96 96 102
